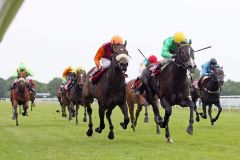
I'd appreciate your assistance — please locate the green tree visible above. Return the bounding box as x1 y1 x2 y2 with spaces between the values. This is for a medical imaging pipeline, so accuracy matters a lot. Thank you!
47 77 62 97
0 77 5 98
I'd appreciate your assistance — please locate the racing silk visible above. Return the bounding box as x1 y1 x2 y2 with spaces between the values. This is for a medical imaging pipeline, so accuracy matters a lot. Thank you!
94 42 114 66
161 37 177 59
13 69 33 78
62 66 73 83
201 62 220 77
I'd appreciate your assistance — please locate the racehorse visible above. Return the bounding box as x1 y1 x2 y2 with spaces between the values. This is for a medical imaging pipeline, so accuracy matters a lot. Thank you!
126 79 160 133
57 88 68 117
10 78 30 126
67 69 87 125
142 43 196 143
83 41 130 140
191 66 224 125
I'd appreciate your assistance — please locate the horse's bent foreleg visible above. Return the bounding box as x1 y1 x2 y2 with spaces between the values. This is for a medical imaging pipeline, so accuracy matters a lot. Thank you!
212 101 222 124
200 103 207 119
22 103 29 116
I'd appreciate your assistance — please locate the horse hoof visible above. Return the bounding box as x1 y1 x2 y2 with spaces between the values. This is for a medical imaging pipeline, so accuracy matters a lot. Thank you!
196 116 200 122
108 131 114 140
167 137 173 144
120 122 127 129
86 129 93 137
144 117 149 123
211 118 216 123
159 122 166 128
83 117 87 122
95 127 102 134
211 122 215 126
186 127 193 135
12 116 16 120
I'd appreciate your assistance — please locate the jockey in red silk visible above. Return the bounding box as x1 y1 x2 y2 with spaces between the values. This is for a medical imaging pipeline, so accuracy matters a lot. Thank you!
132 55 158 89
89 35 124 82
198 58 220 89
10 62 35 93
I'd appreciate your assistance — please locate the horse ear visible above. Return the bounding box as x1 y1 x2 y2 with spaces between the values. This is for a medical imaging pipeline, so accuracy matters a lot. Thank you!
124 40 127 46
189 39 192 45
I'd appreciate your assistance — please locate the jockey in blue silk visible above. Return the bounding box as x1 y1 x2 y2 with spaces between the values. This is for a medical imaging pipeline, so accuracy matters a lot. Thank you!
198 58 220 89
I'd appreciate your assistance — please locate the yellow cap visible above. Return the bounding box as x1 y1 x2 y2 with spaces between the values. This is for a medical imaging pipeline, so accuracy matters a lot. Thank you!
173 32 186 43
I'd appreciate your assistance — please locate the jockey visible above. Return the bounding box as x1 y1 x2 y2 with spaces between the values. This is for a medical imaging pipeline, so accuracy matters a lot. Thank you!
10 62 34 92
198 58 220 89
132 55 158 89
89 35 124 82
61 66 85 91
161 32 188 64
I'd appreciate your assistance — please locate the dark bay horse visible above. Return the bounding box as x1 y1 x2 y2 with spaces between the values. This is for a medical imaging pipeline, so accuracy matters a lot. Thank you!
191 66 224 125
142 43 196 143
10 78 30 126
126 79 160 133
67 69 87 125
57 87 68 118
83 41 130 140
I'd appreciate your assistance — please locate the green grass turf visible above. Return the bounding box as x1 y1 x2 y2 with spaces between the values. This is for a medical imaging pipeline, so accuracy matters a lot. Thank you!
0 101 240 160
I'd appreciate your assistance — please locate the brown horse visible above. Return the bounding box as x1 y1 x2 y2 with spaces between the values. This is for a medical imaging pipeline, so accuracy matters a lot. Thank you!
10 78 30 126
83 41 130 140
126 79 160 133
57 88 68 117
67 69 87 125
142 43 196 143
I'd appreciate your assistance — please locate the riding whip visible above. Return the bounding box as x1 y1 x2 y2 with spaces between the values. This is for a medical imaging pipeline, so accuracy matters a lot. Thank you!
195 46 212 52
137 49 148 61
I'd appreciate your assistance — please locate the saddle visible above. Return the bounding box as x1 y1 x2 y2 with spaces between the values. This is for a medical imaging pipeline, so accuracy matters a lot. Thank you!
193 77 210 89
90 67 108 84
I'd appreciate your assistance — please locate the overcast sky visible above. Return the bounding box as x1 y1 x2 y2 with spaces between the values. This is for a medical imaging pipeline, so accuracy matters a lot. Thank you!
0 0 239 83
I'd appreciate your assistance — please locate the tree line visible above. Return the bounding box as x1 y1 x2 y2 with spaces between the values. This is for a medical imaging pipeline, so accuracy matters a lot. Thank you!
0 70 240 98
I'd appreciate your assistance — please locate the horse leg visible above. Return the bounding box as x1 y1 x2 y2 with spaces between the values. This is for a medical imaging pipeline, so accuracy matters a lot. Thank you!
165 124 173 143
184 99 195 135
159 97 172 129
191 91 200 122
68 103 74 121
208 104 214 125
212 101 222 124
145 86 162 125
22 103 29 116
144 106 149 123
83 106 87 122
119 103 130 130
106 107 115 140
85 103 93 137
135 105 143 128
31 101 33 111
127 100 135 131
75 104 79 126
12 102 18 126
95 105 105 134
200 103 207 119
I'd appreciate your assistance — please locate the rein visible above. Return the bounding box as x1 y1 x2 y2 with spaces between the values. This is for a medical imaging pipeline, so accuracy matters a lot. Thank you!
203 87 221 93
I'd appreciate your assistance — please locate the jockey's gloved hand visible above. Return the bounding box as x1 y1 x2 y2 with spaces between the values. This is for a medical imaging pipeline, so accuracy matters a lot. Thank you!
171 54 177 59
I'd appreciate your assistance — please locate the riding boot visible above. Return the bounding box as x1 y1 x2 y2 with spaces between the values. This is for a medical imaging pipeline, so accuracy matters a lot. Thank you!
89 67 100 82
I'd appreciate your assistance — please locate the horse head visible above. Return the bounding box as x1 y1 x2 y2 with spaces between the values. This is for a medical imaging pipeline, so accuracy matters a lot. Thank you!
76 70 87 87
175 43 196 73
210 66 224 86
17 78 27 93
112 40 129 73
